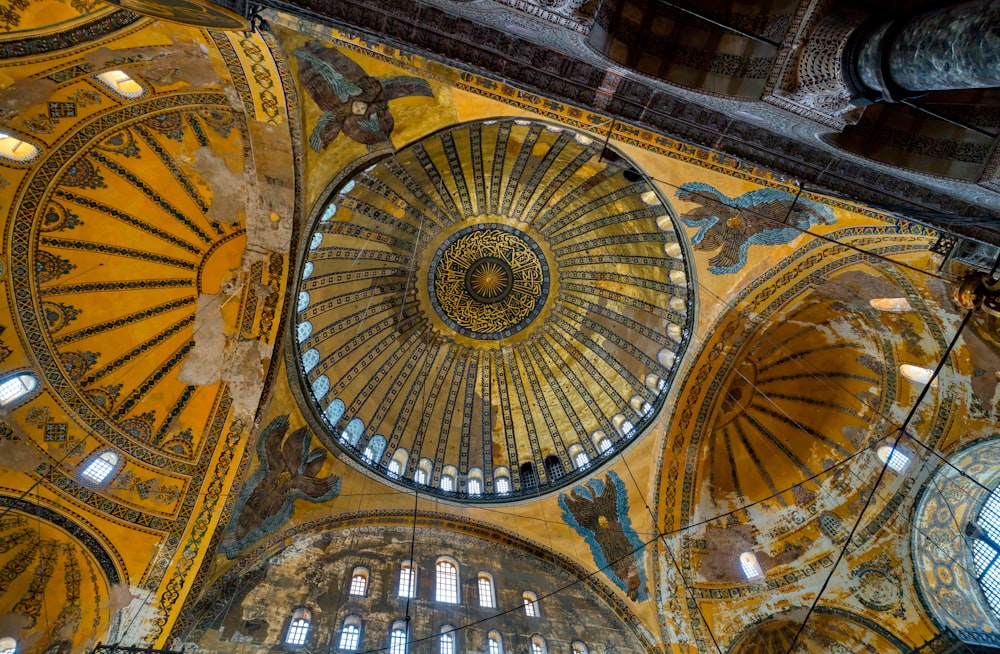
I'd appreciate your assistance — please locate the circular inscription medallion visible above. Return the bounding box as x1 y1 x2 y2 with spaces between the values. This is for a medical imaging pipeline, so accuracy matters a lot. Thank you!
429 224 549 339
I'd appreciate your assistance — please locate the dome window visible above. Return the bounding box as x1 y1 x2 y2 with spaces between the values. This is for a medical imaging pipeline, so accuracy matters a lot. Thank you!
877 444 912 473
0 372 38 406
0 131 40 163
739 552 763 580
80 449 120 485
95 70 146 99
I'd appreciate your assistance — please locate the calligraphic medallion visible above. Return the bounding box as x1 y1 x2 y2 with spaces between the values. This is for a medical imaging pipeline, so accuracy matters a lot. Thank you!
429 223 549 340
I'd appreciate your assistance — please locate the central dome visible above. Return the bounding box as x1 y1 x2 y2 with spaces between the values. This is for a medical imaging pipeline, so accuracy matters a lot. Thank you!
429 223 549 339
292 118 693 501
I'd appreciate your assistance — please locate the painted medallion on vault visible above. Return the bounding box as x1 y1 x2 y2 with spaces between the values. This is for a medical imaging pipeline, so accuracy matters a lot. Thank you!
293 118 694 501
429 223 549 339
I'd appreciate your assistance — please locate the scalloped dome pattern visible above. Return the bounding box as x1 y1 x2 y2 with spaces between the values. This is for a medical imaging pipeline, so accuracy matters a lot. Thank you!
293 118 693 501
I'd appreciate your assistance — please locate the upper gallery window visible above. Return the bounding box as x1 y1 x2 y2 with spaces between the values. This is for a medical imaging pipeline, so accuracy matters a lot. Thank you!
349 567 369 596
436 558 459 603
439 627 455 654
390 622 407 654
522 591 539 617
399 561 417 598
339 616 362 651
477 573 496 608
285 607 312 646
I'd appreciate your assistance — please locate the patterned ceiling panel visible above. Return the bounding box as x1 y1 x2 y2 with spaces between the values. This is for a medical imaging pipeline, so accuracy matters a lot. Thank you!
293 117 694 501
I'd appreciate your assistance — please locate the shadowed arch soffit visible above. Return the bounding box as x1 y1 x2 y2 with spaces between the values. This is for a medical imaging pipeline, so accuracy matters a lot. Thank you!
726 606 908 654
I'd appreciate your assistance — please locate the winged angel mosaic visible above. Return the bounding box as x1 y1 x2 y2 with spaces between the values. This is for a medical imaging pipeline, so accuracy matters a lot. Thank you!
559 471 649 601
676 182 836 274
294 40 434 151
222 415 341 556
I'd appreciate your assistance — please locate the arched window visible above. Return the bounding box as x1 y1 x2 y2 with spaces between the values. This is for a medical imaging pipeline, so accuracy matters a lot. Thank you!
324 399 346 427
594 431 613 454
0 131 40 163
439 626 455 654
297 291 310 312
80 449 120 485
0 372 38 406
95 69 145 99
297 321 312 343
440 474 454 492
301 348 320 373
389 449 409 479
613 414 634 436
414 458 433 485
285 607 312 646
436 558 459 603
312 375 330 401
572 642 588 654
339 615 362 651
568 444 589 470
739 552 763 580
349 566 369 596
487 632 503 654
520 462 538 491
877 444 912 473
467 477 482 496
477 572 495 608
522 591 539 617
399 560 417 598
543 455 564 482
494 468 511 495
389 621 407 654
630 394 652 416
363 435 386 464
970 486 1000 618
467 467 483 496
530 635 547 654
340 417 364 447
0 637 16 654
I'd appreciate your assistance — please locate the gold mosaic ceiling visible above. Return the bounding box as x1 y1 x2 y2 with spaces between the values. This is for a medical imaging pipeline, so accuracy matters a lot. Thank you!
293 118 693 500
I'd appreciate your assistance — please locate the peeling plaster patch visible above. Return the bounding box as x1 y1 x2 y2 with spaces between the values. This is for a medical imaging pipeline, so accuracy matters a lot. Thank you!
194 146 246 225
0 427 44 472
243 121 294 252
179 293 227 386
0 77 56 116
221 339 272 420
84 43 219 89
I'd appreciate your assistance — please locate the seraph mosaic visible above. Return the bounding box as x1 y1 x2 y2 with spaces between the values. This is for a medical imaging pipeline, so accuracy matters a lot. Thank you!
559 471 649 601
222 415 341 556
676 182 836 274
293 40 433 151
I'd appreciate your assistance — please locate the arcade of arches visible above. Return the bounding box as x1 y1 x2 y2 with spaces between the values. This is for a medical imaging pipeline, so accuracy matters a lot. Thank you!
1 1 1000 653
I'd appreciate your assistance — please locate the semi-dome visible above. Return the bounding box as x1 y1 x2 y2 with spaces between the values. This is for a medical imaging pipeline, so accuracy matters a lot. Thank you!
292 118 693 501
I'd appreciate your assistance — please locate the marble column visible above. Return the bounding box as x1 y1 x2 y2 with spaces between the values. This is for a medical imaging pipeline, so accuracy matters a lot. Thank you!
849 0 1000 101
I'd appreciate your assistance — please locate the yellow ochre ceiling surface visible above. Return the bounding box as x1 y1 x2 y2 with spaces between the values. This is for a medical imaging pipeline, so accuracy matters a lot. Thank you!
0 4 998 654
0 5 297 651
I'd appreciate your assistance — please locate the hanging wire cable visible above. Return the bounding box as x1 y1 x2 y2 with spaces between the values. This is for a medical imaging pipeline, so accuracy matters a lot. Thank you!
784 308 972 653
